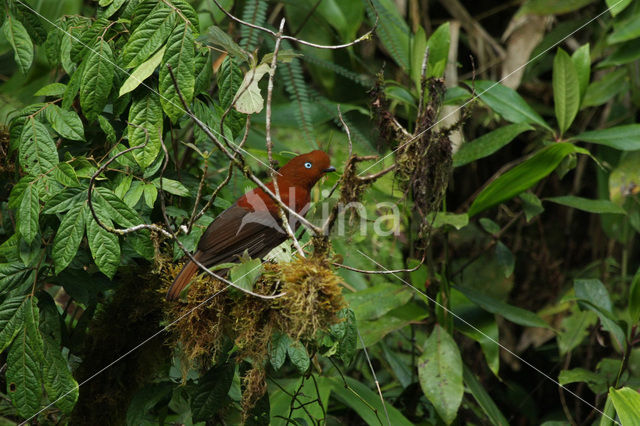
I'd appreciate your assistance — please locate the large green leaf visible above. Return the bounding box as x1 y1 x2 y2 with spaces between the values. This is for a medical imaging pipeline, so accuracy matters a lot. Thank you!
0 263 32 296
608 12 640 44
6 297 43 419
557 309 597 355
79 40 115 121
606 0 632 16
42 335 79 414
453 123 533 167
19 118 59 177
18 183 39 244
457 285 551 329
418 325 463 425
122 3 176 68
472 81 552 130
582 69 628 108
426 22 450 79
571 44 590 103
609 387 640 426
344 282 412 321
86 213 120 279
553 49 580 135
159 23 195 123
3 15 33 74
468 143 588 216
369 0 410 70
44 105 85 141
52 202 86 274
128 92 163 168
357 302 428 347
546 196 626 214
119 45 166 97
575 279 626 349
573 124 640 151
287 340 310 373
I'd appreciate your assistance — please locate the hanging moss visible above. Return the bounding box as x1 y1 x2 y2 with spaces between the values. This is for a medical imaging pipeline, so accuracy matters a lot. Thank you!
163 256 345 416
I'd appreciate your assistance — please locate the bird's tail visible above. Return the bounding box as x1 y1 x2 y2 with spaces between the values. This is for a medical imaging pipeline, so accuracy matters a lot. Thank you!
166 258 200 300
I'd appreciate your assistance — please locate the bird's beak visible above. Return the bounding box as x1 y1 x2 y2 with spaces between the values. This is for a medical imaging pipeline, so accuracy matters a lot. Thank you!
323 166 336 173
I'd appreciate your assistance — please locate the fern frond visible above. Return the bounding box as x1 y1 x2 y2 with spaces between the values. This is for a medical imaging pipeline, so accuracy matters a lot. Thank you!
240 0 268 51
302 51 372 87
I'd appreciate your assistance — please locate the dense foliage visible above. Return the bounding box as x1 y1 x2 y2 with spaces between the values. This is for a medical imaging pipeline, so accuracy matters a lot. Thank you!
1 0 640 424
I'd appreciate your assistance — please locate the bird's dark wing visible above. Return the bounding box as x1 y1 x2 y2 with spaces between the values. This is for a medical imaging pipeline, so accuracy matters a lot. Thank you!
196 203 287 265
166 203 287 300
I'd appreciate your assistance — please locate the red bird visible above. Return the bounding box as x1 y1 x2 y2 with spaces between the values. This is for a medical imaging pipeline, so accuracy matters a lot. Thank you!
166 150 335 300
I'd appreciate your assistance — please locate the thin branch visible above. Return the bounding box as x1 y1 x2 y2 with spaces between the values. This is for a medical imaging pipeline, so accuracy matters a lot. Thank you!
357 329 391 426
211 0 379 50
266 18 306 257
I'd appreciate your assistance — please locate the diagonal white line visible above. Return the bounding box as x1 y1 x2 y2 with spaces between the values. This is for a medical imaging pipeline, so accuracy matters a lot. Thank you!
357 329 391 426
14 0 279 174
355 249 620 425
20 259 268 424
358 0 625 176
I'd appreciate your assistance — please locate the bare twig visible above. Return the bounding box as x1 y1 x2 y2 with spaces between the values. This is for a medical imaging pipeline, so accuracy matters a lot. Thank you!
211 0 378 50
358 329 391 426
266 18 306 257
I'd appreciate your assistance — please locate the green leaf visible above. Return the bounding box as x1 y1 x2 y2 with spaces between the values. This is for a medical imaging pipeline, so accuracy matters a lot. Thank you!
142 183 157 208
128 92 163 168
97 115 116 143
203 25 249 62
287 341 310 373
329 376 413 426
52 202 86 274
495 241 515 278
630 268 640 325
119 45 166 97
559 368 607 394
338 308 357 364
573 124 640 151
370 0 410 70
34 83 67 97
122 4 176 68
6 297 43 419
45 105 85 141
472 81 552 131
344 283 412 321
428 212 469 230
519 0 596 15
608 12 640 44
191 363 234 421
18 184 39 244
102 0 128 19
598 39 640 68
193 46 212 95
457 285 551 329
582 69 628 108
546 196 626 214
571 44 590 103
19 118 59 176
418 325 463 425
3 15 34 74
0 296 24 353
426 22 450 79
124 181 144 207
80 40 115 121
153 178 190 197
410 26 427 91
43 188 86 214
0 263 33 296
93 187 144 228
453 123 533 167
609 387 640 425
42 335 79 414
86 213 120 279
62 59 86 110
607 0 631 16
229 258 263 291
269 331 290 371
159 23 195 122
463 365 509 426
358 302 428 347
575 279 612 312
468 143 588 217
234 63 270 115
557 309 597 355
553 49 580 135
53 163 80 187
519 192 545 222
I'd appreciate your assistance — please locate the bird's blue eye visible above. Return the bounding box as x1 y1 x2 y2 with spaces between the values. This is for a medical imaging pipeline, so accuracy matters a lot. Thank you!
304 162 312 169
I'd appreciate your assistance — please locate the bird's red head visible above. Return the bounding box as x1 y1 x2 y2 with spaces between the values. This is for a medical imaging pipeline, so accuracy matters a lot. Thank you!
277 150 335 190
